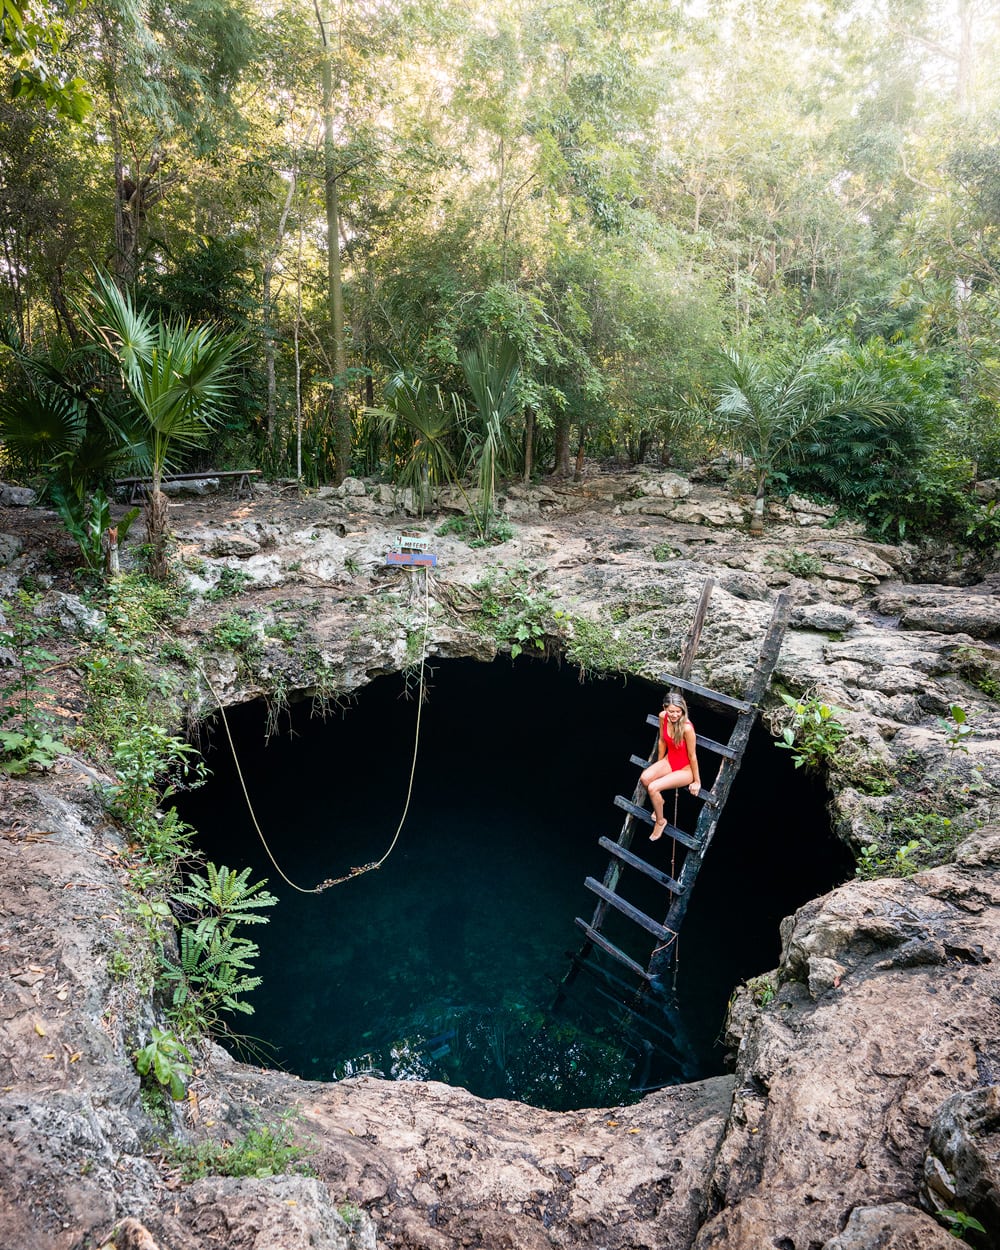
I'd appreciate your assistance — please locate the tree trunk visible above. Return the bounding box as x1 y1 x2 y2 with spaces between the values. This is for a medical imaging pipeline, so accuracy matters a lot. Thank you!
750 475 766 535
553 413 571 477
523 408 535 484
263 172 296 444
146 486 170 580
316 5 351 485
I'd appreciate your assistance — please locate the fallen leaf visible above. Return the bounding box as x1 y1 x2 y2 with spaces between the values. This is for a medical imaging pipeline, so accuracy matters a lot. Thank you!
33 1020 46 1037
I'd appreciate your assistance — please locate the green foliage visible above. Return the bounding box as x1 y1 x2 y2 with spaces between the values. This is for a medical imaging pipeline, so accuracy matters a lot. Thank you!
51 486 140 574
710 339 900 533
855 810 963 880
770 549 824 578
1 0 93 119
365 372 462 514
0 592 69 774
435 512 515 546
941 704 973 754
81 271 244 577
102 573 190 639
160 1117 312 1182
338 1203 363 1229
460 336 523 538
938 1209 987 1240
774 692 847 771
471 564 554 658
161 864 277 1033
786 339 957 538
205 567 252 600
105 713 205 829
0 324 144 568
134 1025 193 1101
745 974 776 1007
562 613 635 678
212 611 262 656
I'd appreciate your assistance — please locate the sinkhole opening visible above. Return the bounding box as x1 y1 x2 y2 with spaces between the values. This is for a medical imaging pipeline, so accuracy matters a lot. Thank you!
176 656 853 1111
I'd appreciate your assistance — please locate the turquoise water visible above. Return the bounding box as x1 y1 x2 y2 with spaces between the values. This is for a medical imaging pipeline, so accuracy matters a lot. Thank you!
178 658 851 1109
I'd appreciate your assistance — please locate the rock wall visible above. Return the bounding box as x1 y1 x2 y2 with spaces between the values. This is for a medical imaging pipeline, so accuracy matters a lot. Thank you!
1 471 999 1249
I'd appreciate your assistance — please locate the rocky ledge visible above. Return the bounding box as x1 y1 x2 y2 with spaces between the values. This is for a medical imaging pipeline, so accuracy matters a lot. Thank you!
1 469 999 1249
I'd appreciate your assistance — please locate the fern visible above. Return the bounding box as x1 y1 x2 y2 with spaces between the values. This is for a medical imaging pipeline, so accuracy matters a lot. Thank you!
162 862 276 1032
177 863 278 927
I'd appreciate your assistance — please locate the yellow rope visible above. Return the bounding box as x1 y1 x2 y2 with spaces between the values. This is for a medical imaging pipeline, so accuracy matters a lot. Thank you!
195 565 433 893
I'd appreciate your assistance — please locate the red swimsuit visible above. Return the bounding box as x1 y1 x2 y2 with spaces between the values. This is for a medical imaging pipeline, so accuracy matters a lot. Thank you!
661 717 694 772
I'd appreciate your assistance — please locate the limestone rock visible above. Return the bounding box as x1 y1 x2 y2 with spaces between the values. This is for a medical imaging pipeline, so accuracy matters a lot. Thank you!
0 533 23 565
787 494 837 518
335 476 368 498
923 1085 1000 1243
819 1203 955 1249
0 482 37 506
161 477 219 497
790 601 858 632
694 845 1000 1249
876 582 1000 639
207 534 261 558
974 479 1000 502
171 1175 377 1249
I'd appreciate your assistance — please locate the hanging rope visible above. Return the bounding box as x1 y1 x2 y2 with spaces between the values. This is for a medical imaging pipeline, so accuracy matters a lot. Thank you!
190 565 433 893
671 789 678 881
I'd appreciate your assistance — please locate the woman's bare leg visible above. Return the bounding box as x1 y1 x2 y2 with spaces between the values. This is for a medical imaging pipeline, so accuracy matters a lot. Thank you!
647 767 693 841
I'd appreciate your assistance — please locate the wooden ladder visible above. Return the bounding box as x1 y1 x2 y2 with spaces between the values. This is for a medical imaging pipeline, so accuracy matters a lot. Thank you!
553 580 792 1057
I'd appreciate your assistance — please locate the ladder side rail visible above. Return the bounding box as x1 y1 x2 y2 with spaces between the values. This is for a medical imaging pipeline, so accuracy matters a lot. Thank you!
648 593 793 980
677 578 715 679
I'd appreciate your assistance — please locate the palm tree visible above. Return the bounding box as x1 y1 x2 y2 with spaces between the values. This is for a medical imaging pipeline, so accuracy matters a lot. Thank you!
710 342 898 534
459 336 522 538
365 371 462 514
83 272 242 577
0 324 143 572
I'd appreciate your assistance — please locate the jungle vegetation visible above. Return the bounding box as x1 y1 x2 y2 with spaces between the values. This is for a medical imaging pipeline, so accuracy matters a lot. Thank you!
1 0 999 551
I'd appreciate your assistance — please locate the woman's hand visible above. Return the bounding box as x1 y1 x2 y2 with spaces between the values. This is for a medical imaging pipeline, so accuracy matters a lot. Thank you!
688 782 700 796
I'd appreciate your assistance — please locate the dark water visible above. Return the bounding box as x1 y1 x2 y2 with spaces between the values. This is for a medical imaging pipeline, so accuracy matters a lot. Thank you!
176 657 853 1110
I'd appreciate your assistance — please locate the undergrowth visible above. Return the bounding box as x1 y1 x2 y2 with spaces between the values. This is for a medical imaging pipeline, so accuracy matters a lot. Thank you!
160 1117 312 1181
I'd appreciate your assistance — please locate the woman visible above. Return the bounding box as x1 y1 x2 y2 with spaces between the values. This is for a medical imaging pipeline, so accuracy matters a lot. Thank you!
640 691 701 841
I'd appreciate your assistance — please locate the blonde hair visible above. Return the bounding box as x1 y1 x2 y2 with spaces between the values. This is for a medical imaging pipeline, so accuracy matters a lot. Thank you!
663 691 689 747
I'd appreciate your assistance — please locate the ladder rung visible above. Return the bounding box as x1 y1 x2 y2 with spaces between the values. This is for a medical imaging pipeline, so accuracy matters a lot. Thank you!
695 733 738 760
614 796 702 850
567 952 646 1000
574 919 652 980
598 836 683 893
656 672 752 714
585 878 674 939
586 983 692 1061
642 718 740 760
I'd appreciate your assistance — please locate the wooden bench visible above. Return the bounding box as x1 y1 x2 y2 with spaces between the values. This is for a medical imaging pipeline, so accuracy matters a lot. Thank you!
114 470 261 504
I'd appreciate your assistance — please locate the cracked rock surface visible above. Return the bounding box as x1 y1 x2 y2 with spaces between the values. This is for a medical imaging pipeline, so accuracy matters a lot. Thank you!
1 469 999 1248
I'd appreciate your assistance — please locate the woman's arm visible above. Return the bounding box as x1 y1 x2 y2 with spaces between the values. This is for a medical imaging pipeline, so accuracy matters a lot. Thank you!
685 723 701 790
657 711 666 761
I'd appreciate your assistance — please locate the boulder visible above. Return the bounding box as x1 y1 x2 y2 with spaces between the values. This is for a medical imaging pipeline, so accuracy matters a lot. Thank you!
206 534 261 558
0 483 37 506
820 1203 955 1249
922 1085 1000 1245
0 533 24 565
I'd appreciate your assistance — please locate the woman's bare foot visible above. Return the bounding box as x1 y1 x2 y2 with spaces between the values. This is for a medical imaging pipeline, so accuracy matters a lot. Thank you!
650 817 666 842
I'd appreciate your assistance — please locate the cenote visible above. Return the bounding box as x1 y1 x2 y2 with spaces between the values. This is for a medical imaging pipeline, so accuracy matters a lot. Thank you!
177 657 853 1111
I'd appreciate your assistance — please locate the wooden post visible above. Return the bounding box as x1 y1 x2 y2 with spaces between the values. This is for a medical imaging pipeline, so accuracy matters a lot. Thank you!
678 578 714 680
